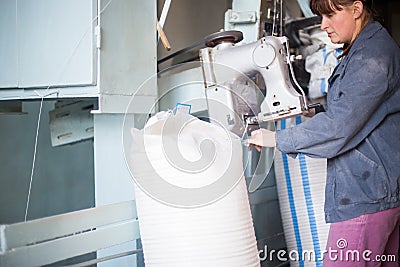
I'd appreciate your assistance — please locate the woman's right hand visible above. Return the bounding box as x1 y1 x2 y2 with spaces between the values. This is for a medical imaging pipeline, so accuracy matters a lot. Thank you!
246 128 276 152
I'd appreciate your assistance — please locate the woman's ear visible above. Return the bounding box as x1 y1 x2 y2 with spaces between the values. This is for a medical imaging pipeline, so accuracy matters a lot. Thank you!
353 0 364 19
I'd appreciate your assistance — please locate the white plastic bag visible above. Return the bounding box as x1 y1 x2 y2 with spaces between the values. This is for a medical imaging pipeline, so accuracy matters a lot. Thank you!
128 111 260 267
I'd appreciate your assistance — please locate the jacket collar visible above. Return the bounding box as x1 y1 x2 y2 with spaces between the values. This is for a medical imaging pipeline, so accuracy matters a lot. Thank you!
346 20 382 59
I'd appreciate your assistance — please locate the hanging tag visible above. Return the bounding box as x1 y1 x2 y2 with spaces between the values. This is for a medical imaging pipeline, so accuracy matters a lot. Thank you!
174 103 191 115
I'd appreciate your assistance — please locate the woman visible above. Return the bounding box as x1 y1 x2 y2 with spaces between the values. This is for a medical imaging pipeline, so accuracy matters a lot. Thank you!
247 0 400 266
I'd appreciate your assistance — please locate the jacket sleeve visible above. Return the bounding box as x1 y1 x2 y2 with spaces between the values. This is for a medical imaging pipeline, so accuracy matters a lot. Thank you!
276 50 390 159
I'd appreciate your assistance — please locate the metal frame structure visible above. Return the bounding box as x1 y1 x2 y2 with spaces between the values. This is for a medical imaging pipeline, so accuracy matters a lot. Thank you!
0 201 140 267
0 0 156 266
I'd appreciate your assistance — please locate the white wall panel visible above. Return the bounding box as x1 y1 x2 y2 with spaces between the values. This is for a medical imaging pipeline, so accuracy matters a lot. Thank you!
17 0 95 88
0 0 18 88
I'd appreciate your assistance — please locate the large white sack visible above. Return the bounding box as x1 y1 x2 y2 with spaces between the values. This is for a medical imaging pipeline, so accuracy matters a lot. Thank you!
127 111 260 267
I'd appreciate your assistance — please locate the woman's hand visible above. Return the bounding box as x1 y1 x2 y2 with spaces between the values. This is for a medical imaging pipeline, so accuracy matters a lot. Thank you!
246 128 276 152
302 107 316 117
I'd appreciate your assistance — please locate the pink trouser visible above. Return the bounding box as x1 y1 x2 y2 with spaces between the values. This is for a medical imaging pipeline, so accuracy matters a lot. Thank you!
323 206 400 267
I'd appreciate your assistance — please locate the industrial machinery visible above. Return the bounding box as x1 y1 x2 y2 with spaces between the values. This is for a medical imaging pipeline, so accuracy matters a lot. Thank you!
0 0 327 266
200 30 310 136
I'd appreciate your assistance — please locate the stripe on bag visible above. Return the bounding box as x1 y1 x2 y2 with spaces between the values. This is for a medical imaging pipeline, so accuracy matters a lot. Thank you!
281 119 304 267
296 116 322 266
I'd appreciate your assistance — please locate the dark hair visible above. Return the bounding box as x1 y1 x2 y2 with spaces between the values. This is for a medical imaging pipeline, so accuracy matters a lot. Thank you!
310 0 375 56
310 0 374 25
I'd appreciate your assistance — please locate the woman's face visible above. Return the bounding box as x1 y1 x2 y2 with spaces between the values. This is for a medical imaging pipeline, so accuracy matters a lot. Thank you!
320 3 359 44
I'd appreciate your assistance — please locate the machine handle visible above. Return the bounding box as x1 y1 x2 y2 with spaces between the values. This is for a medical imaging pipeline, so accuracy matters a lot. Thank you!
307 103 325 113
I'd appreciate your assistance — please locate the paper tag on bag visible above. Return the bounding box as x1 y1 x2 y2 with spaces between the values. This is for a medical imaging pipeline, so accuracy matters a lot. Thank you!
174 103 191 115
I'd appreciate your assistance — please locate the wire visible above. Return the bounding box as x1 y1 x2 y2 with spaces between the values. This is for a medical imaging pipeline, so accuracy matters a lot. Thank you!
24 97 43 222
23 0 114 222
284 40 308 108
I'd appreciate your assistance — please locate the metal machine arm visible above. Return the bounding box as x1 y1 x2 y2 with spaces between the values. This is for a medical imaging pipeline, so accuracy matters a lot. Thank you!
200 31 308 133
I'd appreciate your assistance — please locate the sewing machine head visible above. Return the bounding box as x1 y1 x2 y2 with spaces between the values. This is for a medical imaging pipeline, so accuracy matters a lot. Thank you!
200 30 307 136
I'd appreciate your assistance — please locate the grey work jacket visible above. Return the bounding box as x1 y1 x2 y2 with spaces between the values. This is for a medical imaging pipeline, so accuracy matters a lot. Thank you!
276 21 400 223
